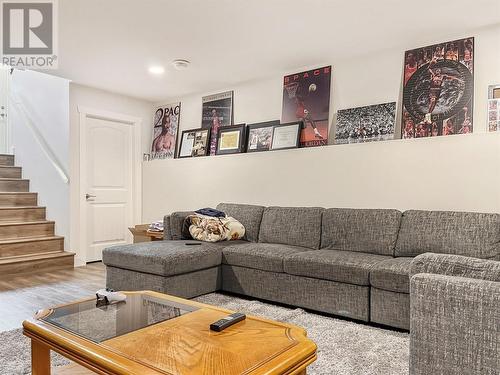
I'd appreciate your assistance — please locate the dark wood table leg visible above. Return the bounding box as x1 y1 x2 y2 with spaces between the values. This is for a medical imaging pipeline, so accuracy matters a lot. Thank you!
32 339 51 375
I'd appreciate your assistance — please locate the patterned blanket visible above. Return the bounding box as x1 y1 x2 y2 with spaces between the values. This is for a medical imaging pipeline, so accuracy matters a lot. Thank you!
188 214 245 242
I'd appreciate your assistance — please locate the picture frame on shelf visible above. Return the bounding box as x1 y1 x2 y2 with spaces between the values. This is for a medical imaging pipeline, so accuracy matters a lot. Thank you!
488 84 500 132
216 124 247 155
178 128 211 158
271 121 302 151
246 120 280 153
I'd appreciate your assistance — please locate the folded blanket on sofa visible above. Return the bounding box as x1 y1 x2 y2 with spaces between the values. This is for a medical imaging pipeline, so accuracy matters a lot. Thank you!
188 214 245 242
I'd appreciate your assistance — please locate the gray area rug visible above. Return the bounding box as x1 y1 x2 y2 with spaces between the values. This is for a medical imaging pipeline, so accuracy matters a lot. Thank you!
0 293 409 374
0 328 69 375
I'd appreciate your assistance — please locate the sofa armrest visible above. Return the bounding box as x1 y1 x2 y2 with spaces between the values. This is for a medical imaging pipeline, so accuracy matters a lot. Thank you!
410 253 500 282
163 211 195 241
163 214 172 240
410 273 500 375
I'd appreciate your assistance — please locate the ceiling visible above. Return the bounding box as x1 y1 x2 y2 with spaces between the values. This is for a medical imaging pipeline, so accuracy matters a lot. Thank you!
51 0 500 102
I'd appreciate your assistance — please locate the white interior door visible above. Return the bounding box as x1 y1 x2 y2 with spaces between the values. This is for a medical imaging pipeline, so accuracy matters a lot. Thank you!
84 116 134 262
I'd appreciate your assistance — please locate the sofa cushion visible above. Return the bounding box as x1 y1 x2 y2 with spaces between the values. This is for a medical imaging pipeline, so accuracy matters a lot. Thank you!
395 210 500 259
283 249 389 286
321 208 402 256
370 257 412 293
222 242 309 273
258 206 324 249
102 240 244 277
216 203 264 242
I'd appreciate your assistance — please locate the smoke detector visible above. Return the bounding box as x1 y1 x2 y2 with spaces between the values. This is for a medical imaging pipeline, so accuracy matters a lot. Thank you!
171 59 190 70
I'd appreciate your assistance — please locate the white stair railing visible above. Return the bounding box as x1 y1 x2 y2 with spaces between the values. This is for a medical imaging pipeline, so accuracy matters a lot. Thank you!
9 90 69 184
0 65 11 154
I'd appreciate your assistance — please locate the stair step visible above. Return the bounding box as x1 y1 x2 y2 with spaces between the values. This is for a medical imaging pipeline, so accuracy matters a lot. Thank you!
0 154 14 166
0 235 64 257
0 251 74 276
0 192 37 207
0 221 55 240
0 178 29 192
0 206 46 222
0 166 21 178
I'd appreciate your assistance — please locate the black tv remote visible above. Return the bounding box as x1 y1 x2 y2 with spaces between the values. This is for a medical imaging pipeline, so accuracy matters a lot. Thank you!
210 313 246 332
185 242 202 246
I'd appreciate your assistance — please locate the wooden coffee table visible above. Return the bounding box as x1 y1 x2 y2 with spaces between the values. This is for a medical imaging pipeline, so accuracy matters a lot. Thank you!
23 291 317 374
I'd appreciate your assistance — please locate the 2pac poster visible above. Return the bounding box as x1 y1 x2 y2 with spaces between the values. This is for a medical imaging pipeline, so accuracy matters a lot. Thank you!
402 37 474 139
201 91 234 155
282 66 332 147
151 103 181 159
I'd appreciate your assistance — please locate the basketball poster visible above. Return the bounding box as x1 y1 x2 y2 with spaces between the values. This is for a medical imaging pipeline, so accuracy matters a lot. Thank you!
151 102 181 159
402 37 474 139
282 66 332 147
336 102 396 144
201 91 234 156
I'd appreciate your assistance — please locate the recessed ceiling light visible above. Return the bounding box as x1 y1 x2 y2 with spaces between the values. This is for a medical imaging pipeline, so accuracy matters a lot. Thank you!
171 59 190 70
148 66 165 75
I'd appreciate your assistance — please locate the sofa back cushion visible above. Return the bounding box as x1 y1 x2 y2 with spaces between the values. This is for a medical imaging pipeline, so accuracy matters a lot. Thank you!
395 210 500 259
216 203 265 242
258 206 324 249
169 211 195 240
321 208 402 256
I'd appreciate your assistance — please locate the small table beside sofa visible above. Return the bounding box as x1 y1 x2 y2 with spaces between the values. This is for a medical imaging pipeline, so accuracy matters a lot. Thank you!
103 203 500 375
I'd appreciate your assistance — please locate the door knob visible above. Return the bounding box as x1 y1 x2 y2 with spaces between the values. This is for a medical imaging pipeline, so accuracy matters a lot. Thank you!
85 194 96 200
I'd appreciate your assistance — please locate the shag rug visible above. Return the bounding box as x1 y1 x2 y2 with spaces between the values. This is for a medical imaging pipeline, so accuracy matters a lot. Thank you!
0 293 409 375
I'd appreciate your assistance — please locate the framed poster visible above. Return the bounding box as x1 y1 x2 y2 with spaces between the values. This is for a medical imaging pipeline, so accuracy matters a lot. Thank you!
246 120 280 152
216 124 246 155
282 66 331 147
178 128 211 158
336 102 396 144
488 84 500 132
151 103 181 159
202 91 234 156
402 37 474 139
271 122 301 151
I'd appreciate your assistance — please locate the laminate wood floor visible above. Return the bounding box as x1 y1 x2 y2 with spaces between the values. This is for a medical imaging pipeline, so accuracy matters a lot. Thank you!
0 262 105 331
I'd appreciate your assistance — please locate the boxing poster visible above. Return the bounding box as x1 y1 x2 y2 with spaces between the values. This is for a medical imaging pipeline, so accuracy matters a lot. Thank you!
336 102 396 144
402 37 474 139
151 103 181 159
282 66 332 147
201 91 234 156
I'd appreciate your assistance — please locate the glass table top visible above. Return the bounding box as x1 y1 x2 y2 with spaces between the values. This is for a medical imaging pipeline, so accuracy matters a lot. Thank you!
41 293 198 343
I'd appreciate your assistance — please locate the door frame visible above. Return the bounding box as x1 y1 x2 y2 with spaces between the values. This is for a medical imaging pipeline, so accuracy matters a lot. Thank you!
77 106 142 264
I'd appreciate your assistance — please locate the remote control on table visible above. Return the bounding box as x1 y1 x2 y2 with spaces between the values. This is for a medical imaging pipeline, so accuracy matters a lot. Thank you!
210 313 246 332
185 242 202 246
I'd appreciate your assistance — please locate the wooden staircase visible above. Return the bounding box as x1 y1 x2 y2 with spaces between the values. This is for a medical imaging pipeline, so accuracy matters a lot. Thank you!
0 154 74 276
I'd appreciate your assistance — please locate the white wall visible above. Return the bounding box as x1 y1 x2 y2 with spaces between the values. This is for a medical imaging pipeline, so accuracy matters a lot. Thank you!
143 24 500 221
10 70 71 248
69 83 153 265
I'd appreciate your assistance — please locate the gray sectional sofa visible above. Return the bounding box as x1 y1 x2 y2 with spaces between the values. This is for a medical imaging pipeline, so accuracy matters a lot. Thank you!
103 203 500 333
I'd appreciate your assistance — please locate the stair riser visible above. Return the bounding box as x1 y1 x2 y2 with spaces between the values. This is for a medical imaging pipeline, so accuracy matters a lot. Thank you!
0 180 29 192
0 223 55 240
0 193 37 207
0 208 46 222
0 238 63 257
0 167 21 178
0 254 74 276
0 155 14 166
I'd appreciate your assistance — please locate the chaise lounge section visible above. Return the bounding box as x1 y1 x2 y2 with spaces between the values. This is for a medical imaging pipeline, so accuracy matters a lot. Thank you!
102 203 500 331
